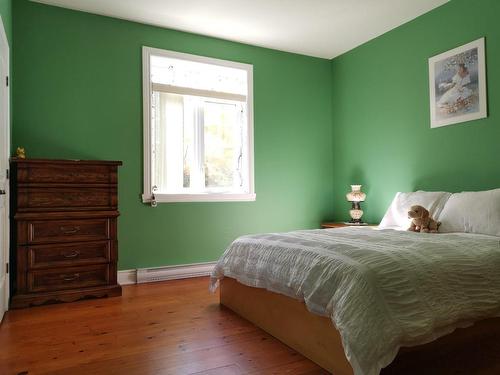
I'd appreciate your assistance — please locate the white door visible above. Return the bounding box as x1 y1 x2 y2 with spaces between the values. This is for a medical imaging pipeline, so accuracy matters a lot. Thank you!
0 16 10 322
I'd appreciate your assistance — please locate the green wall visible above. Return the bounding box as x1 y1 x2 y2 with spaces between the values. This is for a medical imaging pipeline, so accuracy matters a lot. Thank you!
331 0 500 224
0 0 11 139
12 0 334 269
12 0 498 268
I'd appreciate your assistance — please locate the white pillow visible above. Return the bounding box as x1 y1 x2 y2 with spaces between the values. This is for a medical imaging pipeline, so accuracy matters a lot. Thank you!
439 188 500 237
379 191 451 230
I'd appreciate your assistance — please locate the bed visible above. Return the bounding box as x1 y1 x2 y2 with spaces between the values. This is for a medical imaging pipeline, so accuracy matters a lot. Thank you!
210 226 500 375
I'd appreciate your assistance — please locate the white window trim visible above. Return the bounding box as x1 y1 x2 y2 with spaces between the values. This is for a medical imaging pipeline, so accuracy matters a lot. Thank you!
152 83 247 103
142 46 255 203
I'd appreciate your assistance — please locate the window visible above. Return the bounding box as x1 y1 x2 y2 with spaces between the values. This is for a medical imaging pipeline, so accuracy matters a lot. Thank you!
142 47 255 203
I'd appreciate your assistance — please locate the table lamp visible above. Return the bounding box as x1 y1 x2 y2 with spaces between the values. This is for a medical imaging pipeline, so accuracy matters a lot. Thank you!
346 185 366 224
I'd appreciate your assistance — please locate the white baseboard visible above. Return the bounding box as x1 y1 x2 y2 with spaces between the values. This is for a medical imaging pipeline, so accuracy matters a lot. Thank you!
118 261 216 285
117 269 137 285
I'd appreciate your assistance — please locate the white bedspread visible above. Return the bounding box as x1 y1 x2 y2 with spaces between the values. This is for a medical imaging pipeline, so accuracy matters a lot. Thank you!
210 227 500 375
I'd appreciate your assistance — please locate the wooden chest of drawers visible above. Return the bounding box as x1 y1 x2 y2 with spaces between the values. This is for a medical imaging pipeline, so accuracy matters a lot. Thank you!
10 158 122 308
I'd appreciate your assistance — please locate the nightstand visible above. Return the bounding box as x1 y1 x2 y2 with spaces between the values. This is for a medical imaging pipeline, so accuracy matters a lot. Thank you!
321 222 377 229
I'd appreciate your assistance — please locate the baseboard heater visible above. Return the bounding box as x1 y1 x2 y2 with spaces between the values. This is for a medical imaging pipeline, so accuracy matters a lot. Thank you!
136 262 216 284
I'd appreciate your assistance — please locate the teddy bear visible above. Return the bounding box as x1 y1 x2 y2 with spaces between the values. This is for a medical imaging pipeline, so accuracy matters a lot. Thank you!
407 205 441 233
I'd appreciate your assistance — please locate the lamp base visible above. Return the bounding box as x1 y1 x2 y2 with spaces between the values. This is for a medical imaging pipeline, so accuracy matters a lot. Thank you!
348 201 364 224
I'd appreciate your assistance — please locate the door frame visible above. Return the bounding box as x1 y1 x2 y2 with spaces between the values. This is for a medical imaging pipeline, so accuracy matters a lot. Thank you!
0 14 10 318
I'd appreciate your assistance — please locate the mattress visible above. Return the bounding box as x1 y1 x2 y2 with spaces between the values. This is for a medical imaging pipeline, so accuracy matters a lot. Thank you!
210 227 500 375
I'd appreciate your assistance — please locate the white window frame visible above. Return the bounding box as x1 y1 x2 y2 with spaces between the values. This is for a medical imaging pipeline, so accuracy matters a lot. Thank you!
142 46 255 203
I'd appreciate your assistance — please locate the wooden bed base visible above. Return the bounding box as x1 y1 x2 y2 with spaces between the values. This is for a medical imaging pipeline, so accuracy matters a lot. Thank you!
220 277 500 374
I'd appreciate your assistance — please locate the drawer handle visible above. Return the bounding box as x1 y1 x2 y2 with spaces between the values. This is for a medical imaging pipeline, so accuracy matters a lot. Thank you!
61 250 80 258
61 273 80 282
60 226 81 234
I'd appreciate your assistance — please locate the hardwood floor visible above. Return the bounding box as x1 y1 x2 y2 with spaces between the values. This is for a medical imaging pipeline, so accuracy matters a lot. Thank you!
0 277 326 375
1 276 499 375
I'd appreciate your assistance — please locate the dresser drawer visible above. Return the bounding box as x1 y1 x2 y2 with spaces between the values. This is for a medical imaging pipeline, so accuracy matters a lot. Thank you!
17 187 117 211
26 241 112 269
17 163 116 184
25 218 111 244
27 264 110 293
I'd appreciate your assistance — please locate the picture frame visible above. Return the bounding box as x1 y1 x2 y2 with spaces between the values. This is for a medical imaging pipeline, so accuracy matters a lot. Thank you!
428 37 487 128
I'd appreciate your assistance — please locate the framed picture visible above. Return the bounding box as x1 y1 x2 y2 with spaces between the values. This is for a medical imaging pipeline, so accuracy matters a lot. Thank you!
428 37 487 128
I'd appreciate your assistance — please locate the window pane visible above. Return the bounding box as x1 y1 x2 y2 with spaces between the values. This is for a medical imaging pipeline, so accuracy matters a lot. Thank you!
203 101 240 189
182 109 192 189
151 55 247 96
151 92 185 193
152 94 245 193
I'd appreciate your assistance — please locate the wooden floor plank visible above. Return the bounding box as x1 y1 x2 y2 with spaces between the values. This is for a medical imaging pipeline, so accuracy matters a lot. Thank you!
0 277 323 375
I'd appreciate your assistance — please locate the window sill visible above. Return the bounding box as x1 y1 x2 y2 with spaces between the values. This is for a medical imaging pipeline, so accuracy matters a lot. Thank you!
142 193 256 203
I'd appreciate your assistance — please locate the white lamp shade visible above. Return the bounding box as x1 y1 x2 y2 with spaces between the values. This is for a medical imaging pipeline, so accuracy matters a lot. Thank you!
346 185 366 202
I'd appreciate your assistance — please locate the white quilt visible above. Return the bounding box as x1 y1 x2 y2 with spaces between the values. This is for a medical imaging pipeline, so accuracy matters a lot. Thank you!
210 227 500 375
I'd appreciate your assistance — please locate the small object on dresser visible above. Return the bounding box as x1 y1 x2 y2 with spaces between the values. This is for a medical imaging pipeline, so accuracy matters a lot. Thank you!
15 147 26 159
346 184 366 224
9 158 123 308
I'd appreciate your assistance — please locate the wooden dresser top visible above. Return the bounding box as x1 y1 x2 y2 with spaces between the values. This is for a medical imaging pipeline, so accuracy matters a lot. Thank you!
10 158 122 166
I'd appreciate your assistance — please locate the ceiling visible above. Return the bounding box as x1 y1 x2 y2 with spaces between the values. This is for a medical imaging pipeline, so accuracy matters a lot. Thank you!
31 0 449 59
